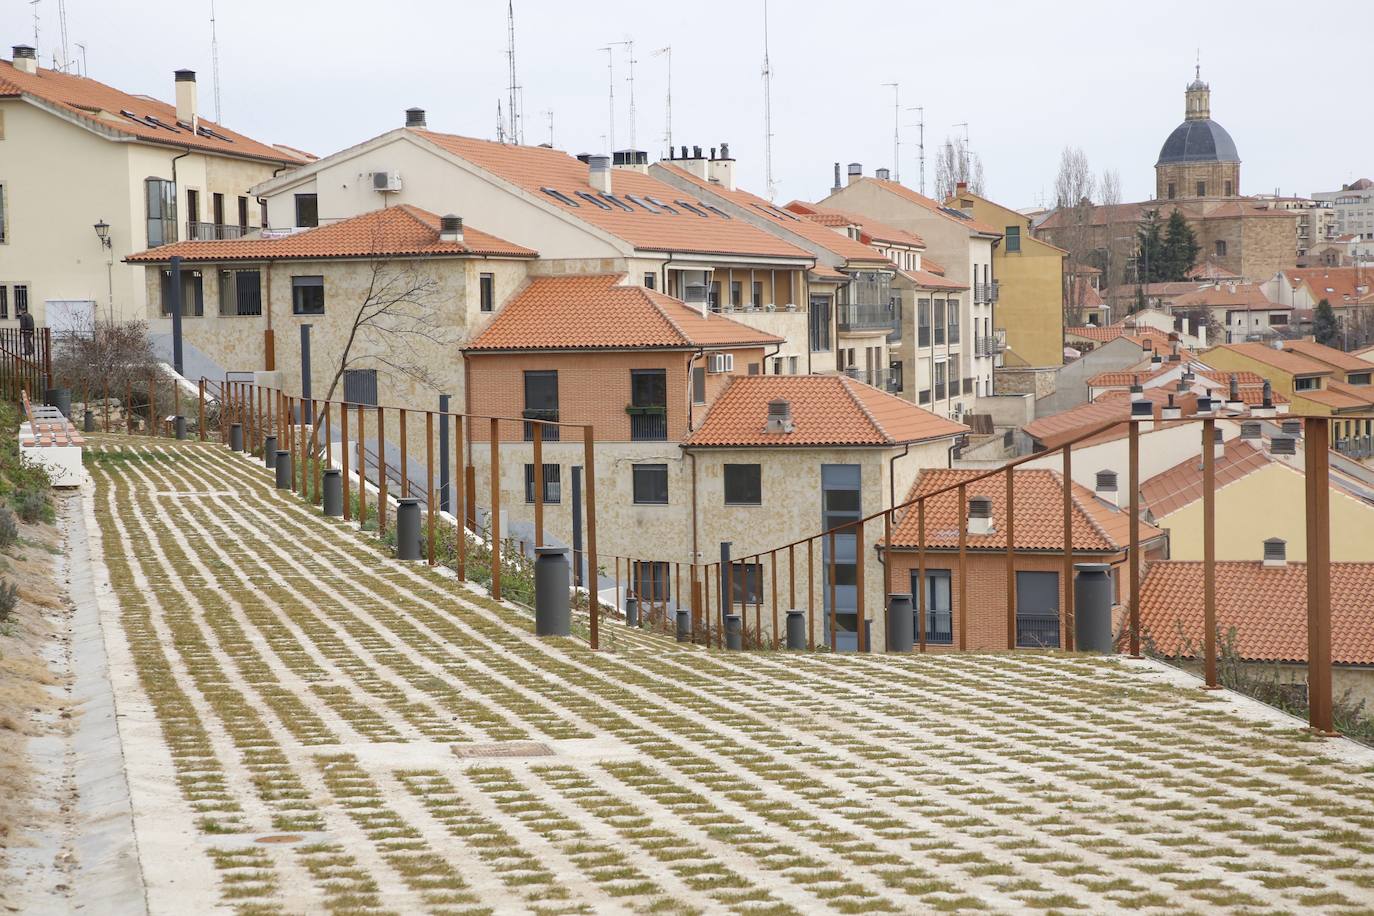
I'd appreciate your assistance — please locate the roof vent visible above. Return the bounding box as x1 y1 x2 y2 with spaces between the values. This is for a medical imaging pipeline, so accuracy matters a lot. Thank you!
967 495 994 535
1196 395 1214 414
1095 470 1119 507
439 214 464 244
588 154 611 194
1131 399 1154 420
1281 419 1302 437
405 107 427 128
1240 421 1262 439
875 167 891 181
847 162 862 185
1161 393 1181 420
766 399 794 434
1151 353 1163 365
11 44 37 75
1263 537 1287 567
1270 435 1296 456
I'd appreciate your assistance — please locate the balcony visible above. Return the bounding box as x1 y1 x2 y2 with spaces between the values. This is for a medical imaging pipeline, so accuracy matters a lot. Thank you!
1016 613 1061 648
973 280 1000 305
973 337 999 359
627 406 668 441
836 303 898 334
522 408 561 442
187 221 246 241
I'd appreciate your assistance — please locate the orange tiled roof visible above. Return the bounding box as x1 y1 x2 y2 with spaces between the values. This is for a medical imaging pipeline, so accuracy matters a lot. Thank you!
809 264 849 281
1140 438 1273 518
1283 267 1374 307
1086 365 1173 388
1024 388 1200 450
847 178 1003 237
922 256 948 276
126 205 535 262
782 200 927 249
1279 339 1374 375
463 275 782 352
1212 342 1334 377
887 468 1162 552
684 375 966 448
1066 324 1131 342
1 57 305 164
1196 369 1268 387
414 131 812 261
896 267 967 292
1140 561 1374 664
1172 283 1284 310
1186 259 1242 280
1293 381 1374 410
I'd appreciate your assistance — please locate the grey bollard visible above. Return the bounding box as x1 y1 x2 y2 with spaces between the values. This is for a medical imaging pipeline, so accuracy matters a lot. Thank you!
322 468 343 517
274 451 292 489
230 422 244 452
45 388 71 418
395 498 422 560
624 593 639 628
533 547 571 637
725 613 743 650
263 435 278 468
887 593 915 653
83 409 94 433
174 415 187 440
675 608 690 642
786 610 806 650
1074 563 1115 654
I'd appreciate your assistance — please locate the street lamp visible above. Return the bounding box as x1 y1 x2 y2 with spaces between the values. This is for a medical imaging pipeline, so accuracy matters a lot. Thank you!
93 219 111 248
94 219 114 323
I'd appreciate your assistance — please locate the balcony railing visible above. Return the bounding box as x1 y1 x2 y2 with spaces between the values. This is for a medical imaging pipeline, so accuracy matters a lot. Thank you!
973 280 1000 304
628 408 668 441
974 337 998 359
926 610 953 645
1016 613 1061 648
1336 436 1373 459
836 303 898 333
187 221 246 241
522 408 561 441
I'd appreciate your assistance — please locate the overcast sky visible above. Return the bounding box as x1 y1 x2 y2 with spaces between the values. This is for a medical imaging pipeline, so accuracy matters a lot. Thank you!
9 0 1369 209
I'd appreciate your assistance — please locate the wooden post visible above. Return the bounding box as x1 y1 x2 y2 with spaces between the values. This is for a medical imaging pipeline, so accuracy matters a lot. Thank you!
957 484 968 651
341 400 352 521
1006 465 1017 650
426 411 436 565
489 418 502 601
1305 416 1334 735
1062 444 1075 652
1202 418 1218 688
532 423 544 547
582 425 599 650
377 406 387 534
918 500 927 652
1128 421 1142 657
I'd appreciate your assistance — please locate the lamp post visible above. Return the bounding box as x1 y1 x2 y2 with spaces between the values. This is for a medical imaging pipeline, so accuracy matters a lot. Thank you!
93 219 113 324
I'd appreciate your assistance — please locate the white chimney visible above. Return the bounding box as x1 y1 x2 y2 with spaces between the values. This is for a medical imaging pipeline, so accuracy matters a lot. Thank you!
11 44 37 75
588 154 611 194
708 142 735 191
766 399 794 434
967 496 994 535
175 69 198 127
1094 470 1119 508
439 214 464 244
1263 537 1287 567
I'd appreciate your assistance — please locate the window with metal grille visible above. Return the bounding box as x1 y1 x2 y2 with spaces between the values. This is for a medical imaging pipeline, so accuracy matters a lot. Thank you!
479 273 495 311
160 269 204 317
524 463 561 503
218 269 262 316
343 368 378 405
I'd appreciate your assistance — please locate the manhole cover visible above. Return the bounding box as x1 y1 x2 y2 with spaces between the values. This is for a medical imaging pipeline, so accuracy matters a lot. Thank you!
255 834 305 844
452 741 554 759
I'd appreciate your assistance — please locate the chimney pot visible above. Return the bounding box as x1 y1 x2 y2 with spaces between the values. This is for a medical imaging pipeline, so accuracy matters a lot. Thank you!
956 181 968 193
692 144 702 159
1240 421 1261 439
1281 419 1302 437
11 44 37 75
439 214 464 243
174 69 198 127
405 107 427 128
847 162 862 185
680 145 688 160
766 399 794 434
875 167 891 181
588 154 611 193
1263 537 1287 566
833 162 842 190
709 146 717 159
720 142 730 159
967 495 995 534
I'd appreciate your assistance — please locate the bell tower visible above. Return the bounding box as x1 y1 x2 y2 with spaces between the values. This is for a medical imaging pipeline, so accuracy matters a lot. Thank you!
1185 60 1210 121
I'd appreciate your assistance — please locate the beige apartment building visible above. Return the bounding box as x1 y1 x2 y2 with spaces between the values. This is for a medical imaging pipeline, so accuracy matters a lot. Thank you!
0 46 307 326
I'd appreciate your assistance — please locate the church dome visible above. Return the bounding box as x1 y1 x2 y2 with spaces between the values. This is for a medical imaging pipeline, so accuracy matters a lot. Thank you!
1156 118 1239 165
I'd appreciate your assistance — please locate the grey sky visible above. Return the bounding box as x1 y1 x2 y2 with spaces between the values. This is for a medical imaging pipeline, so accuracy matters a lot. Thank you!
9 0 1369 209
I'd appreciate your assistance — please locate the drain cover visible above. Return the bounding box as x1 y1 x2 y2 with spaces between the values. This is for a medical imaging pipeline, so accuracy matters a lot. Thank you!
255 834 306 844
452 741 554 759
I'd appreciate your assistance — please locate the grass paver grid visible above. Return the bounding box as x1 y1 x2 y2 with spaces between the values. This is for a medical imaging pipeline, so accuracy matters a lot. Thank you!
87 437 1374 915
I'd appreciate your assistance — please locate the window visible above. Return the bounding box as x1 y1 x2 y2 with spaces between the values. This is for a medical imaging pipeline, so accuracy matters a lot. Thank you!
934 361 948 400
632 560 671 602
1005 225 1020 252
933 299 946 345
1349 372 1371 386
218 269 262 316
751 281 762 308
13 284 27 316
645 196 678 214
479 273 495 312
159 269 204 317
632 463 668 504
889 360 903 392
911 569 953 644
709 281 721 310
145 177 177 247
294 193 318 228
630 369 667 441
788 356 799 374
259 199 269 229
523 370 559 440
728 562 764 605
918 298 931 347
0 183 7 243
1268 313 1287 327
730 281 742 308
772 357 784 375
644 272 656 290
691 366 706 404
947 300 960 345
0 286 7 319
919 388 930 404
626 194 659 213
724 463 761 505
600 193 634 212
343 368 378 405
291 275 325 315
1295 376 1319 391
1016 571 1061 648
186 188 200 226
237 196 249 231
212 192 225 230
540 187 579 207
1167 182 1176 200
1196 181 1206 198
524 463 562 503
822 464 862 642
574 191 612 210
1215 240 1227 258
674 199 709 217
809 295 831 351
1224 180 1233 197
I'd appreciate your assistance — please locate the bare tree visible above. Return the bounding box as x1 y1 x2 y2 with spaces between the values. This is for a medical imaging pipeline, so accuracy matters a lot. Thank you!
50 316 158 403
1099 168 1123 293
934 136 986 201
1054 147 1098 327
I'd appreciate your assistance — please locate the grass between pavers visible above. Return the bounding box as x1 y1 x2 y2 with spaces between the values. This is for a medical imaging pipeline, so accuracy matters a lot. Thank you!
87 435 1374 915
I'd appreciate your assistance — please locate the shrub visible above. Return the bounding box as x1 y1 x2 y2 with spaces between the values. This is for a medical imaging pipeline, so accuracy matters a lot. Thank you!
0 579 18 623
0 508 16 550
15 488 49 524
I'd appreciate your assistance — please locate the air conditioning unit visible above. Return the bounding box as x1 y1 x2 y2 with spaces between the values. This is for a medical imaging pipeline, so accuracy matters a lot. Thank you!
707 353 735 374
372 170 403 192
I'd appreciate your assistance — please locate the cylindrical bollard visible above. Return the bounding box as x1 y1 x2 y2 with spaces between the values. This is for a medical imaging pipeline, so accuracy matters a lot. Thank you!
786 610 806 650
263 435 278 468
725 614 743 650
230 422 244 452
322 468 343 517
396 498 422 560
274 451 292 489
534 547 571 637
174 415 187 440
1074 563 1115 654
675 608 690 642
624 593 639 628
887 593 915 653
45 388 72 418
83 408 94 433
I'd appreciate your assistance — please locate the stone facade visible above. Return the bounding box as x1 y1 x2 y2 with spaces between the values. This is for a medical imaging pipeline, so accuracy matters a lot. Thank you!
1156 161 1240 202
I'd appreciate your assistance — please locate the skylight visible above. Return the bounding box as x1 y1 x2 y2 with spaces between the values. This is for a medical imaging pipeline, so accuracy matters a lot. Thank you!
541 187 580 207
675 200 710 218
701 204 732 219
575 191 613 210
600 193 634 213
646 197 678 215
626 194 660 213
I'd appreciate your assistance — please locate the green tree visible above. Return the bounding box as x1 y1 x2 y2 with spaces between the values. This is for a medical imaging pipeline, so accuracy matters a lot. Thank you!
1314 298 1340 348
1135 210 1165 283
1159 209 1200 281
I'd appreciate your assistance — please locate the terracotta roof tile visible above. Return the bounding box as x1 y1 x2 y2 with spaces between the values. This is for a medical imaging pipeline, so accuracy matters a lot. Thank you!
415 131 812 260
1293 381 1374 410
849 178 1003 236
1212 342 1334 377
1066 324 1131 342
1 58 305 164
1283 267 1374 308
126 205 534 263
782 200 927 249
684 375 966 448
463 275 782 352
896 267 967 291
1024 389 1199 450
887 468 1162 551
1140 438 1273 518
1279 339 1374 374
1172 283 1283 310
1140 561 1374 664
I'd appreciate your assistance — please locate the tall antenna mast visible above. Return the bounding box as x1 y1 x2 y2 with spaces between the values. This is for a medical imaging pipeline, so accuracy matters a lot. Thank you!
907 106 925 195
496 99 505 143
209 0 222 121
653 46 671 155
761 0 776 201
56 0 69 71
517 86 525 144
541 108 554 147
75 41 86 76
607 40 634 152
506 1 519 144
883 82 900 183
29 1 40 59
598 46 615 154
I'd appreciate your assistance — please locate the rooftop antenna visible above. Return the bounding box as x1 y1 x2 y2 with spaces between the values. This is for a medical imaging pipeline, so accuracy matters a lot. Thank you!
598 45 615 154
761 0 776 201
541 108 554 147
506 1 519 144
29 1 40 59
516 85 526 144
496 98 505 143
883 82 900 183
56 0 68 71
607 40 635 152
209 0 222 121
74 40 85 76
652 46 671 155
906 106 925 195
